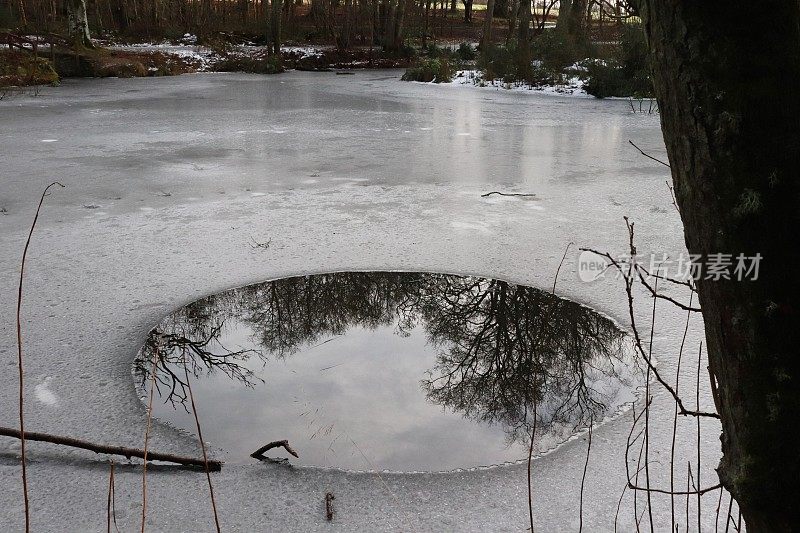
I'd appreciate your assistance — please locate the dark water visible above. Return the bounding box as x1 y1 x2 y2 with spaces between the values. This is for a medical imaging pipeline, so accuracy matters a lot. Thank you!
134 272 641 472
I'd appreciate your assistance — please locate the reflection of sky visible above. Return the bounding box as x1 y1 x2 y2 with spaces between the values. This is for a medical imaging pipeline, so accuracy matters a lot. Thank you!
151 322 544 471
146 317 639 472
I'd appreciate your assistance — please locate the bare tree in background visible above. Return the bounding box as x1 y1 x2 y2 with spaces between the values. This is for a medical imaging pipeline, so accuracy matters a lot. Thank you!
66 0 92 48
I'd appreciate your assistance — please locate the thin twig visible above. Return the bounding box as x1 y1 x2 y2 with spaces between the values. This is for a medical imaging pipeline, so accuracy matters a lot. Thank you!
715 486 724 533
578 417 593 533
527 240 571 532
628 140 670 168
644 276 657 533
16 181 64 533
671 292 693 532
107 460 119 533
141 337 160 533
184 362 221 532
687 463 692 533
579 245 719 419
527 394 538 533
553 242 574 294
697 342 703 533
724 493 734 533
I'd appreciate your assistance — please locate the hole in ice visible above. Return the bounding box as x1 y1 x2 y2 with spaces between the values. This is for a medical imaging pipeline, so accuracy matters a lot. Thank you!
134 271 642 472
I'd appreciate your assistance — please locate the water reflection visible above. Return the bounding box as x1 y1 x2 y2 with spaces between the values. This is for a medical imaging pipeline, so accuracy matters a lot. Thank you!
134 272 640 471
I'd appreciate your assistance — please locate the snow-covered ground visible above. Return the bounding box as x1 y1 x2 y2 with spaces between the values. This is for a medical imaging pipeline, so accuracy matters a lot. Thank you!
106 38 330 72
0 71 725 531
446 69 590 97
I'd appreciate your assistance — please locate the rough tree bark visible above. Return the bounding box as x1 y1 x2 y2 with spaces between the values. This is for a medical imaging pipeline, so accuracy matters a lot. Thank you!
634 1 800 530
66 0 93 49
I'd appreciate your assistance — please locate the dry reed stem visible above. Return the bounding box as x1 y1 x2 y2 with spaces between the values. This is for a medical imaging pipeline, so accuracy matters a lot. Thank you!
183 362 221 532
16 181 64 533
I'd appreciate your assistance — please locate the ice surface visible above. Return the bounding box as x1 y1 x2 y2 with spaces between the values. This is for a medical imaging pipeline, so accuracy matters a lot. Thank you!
0 71 722 531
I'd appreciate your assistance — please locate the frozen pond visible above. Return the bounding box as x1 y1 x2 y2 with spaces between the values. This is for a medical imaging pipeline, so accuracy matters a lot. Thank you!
0 70 664 209
0 72 719 532
136 271 641 471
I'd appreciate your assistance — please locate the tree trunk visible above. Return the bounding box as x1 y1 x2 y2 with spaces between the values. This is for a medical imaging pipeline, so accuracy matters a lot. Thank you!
17 0 27 27
556 0 584 37
515 0 531 76
517 0 530 49
392 0 408 49
506 0 519 45
66 0 93 49
567 0 585 35
269 0 282 54
635 1 800 530
338 0 352 48
555 0 571 32
462 0 473 23
422 0 432 48
480 0 496 49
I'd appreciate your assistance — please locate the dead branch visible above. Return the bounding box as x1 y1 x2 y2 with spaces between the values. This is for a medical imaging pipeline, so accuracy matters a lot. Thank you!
635 266 701 312
579 245 720 419
628 140 671 168
249 237 272 250
325 492 335 521
0 426 222 470
480 191 537 198
251 440 299 459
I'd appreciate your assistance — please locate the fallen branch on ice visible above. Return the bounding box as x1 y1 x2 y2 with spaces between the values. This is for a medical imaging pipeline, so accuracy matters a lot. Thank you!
250 440 299 459
0 426 222 471
481 191 537 198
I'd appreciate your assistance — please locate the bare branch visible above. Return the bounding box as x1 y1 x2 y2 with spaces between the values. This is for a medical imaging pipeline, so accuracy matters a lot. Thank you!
0 426 222 470
629 140 671 168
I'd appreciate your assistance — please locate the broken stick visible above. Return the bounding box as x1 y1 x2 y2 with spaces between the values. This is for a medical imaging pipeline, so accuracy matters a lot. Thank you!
325 492 335 521
481 191 537 198
0 426 222 471
250 440 299 459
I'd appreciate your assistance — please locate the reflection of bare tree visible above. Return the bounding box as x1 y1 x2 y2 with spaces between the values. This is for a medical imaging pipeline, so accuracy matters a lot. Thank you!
134 310 263 410
234 273 428 357
418 276 628 445
135 272 633 436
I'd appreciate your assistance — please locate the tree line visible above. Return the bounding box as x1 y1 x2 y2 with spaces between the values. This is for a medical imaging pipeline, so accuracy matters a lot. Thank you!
6 0 632 53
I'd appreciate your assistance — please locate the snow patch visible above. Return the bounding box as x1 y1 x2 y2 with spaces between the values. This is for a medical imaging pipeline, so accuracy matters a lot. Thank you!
440 70 591 98
34 377 58 407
